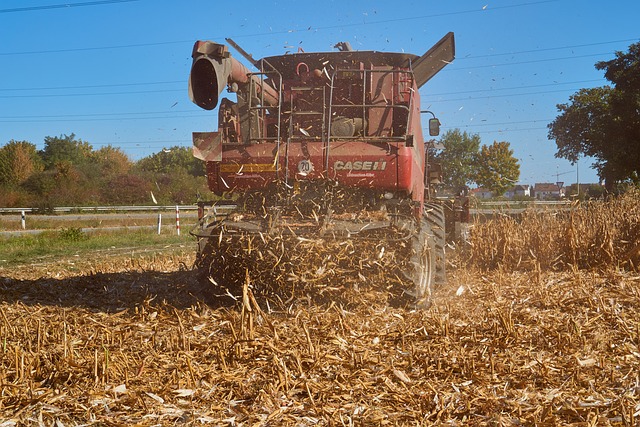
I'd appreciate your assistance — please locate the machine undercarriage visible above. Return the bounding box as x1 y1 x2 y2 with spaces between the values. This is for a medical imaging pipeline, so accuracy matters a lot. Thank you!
192 182 446 307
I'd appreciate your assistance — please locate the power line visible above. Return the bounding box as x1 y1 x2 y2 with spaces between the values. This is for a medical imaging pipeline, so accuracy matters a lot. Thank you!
233 1 561 38
0 76 600 98
4 35 634 60
434 87 584 103
441 126 549 134
0 109 196 119
452 52 614 71
0 113 206 123
0 40 189 56
458 38 639 59
0 80 183 92
0 86 576 101
0 88 182 99
90 139 191 147
0 86 592 118
0 74 604 102
0 45 621 100
0 77 602 96
435 120 554 135
426 79 603 97
444 119 554 128
0 0 141 14
0 1 562 56
1 111 555 129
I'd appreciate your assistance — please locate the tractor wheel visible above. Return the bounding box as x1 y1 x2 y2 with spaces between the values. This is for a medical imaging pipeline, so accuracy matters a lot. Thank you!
424 202 447 285
407 218 436 308
194 224 246 304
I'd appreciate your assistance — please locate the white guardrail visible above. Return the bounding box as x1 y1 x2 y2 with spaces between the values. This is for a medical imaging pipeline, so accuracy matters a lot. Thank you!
0 205 237 235
0 205 202 214
0 200 572 214
475 200 572 207
0 201 572 236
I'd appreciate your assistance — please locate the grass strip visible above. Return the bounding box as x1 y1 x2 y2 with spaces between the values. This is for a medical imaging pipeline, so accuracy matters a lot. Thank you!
0 227 195 267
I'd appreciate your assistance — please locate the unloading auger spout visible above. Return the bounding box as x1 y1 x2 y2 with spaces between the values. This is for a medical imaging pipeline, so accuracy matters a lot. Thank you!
188 40 279 110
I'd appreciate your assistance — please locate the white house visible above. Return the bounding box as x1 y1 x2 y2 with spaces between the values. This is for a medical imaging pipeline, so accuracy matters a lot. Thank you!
470 187 493 199
533 183 565 200
504 184 531 199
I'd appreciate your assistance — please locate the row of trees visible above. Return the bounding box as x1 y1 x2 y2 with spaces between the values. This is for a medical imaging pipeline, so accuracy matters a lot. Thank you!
0 134 209 209
2 43 636 207
431 131 520 196
433 40 640 195
0 131 520 208
548 41 640 189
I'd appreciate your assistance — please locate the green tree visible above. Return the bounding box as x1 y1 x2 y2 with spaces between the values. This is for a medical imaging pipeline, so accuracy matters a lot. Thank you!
0 140 43 186
548 42 640 188
23 133 96 207
23 162 95 207
102 174 152 205
90 145 132 178
135 146 208 205
474 141 520 196
137 146 204 176
1 141 209 206
432 129 481 191
40 134 93 170
0 187 29 207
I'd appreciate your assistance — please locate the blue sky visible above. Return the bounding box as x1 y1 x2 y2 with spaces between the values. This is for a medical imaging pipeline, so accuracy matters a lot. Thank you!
1 0 639 186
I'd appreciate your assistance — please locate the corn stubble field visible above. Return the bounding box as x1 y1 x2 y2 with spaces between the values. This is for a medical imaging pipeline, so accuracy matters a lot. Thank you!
1 192 639 426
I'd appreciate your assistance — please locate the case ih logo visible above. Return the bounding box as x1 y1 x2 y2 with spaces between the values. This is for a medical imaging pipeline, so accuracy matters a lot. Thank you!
334 160 387 171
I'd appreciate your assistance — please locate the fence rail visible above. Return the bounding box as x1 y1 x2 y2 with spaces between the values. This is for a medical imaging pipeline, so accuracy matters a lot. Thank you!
0 205 201 214
475 200 572 207
0 200 573 215
1 201 575 237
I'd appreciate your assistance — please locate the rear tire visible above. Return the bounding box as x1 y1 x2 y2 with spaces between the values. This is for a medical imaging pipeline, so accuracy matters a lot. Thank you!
424 202 447 286
412 220 435 307
195 223 246 304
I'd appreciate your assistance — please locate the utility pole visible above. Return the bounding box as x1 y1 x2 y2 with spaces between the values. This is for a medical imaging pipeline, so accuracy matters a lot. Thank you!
576 158 580 198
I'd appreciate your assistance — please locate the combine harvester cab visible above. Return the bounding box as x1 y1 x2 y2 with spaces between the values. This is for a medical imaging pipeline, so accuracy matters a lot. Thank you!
188 33 455 307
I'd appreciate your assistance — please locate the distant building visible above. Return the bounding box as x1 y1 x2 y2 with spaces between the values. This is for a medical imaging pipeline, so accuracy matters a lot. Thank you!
470 187 493 199
533 183 565 200
566 183 606 198
504 184 531 199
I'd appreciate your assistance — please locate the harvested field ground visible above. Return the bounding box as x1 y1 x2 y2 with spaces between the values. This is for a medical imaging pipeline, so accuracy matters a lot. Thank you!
1 193 639 426
1 252 639 425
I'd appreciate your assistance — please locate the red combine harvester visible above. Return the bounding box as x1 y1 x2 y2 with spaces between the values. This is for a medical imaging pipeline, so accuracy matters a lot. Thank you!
189 34 455 307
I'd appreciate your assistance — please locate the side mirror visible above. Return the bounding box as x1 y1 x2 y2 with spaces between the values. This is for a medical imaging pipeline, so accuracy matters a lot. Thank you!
428 118 441 137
